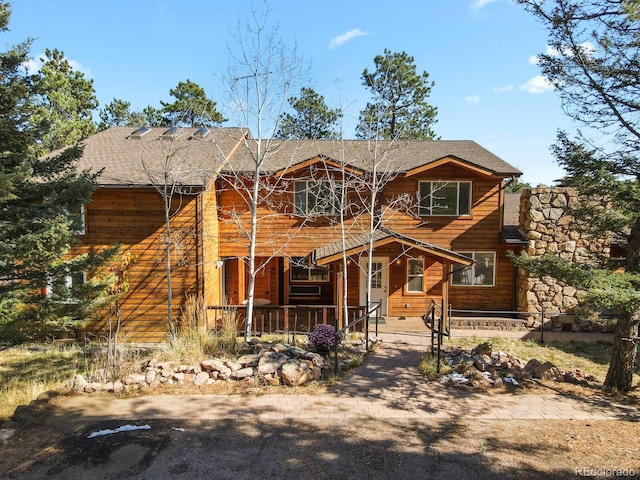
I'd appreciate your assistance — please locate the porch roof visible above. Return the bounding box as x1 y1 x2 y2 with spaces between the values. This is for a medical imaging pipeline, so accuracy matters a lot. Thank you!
312 228 474 266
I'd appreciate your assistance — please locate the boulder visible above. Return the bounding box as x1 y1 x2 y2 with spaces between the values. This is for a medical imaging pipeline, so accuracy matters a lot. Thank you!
280 360 314 387
70 374 88 393
201 359 227 373
145 369 157 385
194 372 210 386
471 342 492 356
123 374 146 385
236 354 260 367
258 352 289 375
231 367 254 380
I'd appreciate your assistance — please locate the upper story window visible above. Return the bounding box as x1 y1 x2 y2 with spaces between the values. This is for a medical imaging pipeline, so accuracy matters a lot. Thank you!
294 180 342 216
418 181 471 216
451 252 495 287
290 256 329 282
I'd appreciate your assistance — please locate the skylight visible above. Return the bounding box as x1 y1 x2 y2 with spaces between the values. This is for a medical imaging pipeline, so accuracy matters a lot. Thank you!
160 127 179 139
127 126 150 139
190 126 210 139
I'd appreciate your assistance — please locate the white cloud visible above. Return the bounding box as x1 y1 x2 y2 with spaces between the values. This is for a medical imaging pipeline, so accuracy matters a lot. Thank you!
519 75 554 94
328 29 368 49
471 0 501 9
529 55 539 65
493 85 512 93
24 53 92 78
465 95 480 104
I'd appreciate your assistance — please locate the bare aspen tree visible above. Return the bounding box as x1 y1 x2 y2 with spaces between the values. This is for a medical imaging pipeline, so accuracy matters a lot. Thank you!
221 2 307 341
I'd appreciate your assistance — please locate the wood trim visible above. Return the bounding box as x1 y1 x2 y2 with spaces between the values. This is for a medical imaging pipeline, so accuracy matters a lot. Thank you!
274 157 365 177
405 157 494 178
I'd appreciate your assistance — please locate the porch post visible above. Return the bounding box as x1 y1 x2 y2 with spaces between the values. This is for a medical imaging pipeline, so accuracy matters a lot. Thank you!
336 264 343 329
442 262 449 328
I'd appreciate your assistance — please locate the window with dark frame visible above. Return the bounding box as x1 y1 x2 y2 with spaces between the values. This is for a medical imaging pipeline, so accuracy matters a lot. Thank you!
418 181 471 216
294 180 342 216
290 257 329 282
451 252 495 286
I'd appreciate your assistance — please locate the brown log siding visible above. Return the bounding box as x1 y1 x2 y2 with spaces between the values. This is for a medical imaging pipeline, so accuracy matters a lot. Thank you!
75 188 201 342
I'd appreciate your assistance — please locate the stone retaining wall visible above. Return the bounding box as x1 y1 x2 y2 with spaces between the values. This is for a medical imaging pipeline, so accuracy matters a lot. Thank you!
516 187 611 328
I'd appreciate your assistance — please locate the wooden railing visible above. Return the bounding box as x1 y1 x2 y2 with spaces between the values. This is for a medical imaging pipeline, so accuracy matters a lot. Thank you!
206 304 369 336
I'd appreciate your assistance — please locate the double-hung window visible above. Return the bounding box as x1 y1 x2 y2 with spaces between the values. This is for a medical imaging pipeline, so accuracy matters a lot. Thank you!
451 252 495 287
294 180 342 216
418 181 471 216
45 271 86 301
290 257 329 282
406 257 424 293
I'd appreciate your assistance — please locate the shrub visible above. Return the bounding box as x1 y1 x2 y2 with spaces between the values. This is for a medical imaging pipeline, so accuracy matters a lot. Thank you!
307 324 341 349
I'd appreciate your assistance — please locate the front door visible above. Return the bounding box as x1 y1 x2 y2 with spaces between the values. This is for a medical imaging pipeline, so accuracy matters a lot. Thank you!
359 257 388 315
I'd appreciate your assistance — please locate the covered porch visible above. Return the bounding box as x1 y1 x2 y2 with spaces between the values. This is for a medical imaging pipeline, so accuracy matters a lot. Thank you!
210 228 472 333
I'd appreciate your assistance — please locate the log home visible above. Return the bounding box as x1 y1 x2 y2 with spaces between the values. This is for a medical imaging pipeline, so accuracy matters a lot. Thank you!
72 126 525 341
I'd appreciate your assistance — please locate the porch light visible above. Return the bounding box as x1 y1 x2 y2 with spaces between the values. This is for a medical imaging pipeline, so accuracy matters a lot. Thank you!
215 260 224 268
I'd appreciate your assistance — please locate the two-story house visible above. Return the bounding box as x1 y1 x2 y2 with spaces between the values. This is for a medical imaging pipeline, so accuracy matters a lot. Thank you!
71 126 523 342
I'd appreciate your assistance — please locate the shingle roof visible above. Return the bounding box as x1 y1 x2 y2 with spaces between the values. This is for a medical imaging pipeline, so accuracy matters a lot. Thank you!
72 127 521 186
228 138 522 176
313 227 473 265
73 126 247 186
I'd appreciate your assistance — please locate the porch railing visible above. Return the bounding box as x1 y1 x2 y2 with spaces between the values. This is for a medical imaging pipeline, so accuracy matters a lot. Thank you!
206 304 369 336
333 301 382 374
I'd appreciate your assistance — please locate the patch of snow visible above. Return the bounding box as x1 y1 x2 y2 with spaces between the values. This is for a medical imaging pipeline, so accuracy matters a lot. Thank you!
87 424 151 438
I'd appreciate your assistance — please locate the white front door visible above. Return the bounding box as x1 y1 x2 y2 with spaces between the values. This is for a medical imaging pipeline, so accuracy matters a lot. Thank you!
359 257 388 315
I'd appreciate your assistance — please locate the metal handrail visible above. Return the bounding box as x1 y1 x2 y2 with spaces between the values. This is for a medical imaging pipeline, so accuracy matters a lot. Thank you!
333 301 382 374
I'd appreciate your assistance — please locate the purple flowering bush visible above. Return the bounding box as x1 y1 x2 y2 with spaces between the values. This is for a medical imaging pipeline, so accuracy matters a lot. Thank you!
307 324 342 349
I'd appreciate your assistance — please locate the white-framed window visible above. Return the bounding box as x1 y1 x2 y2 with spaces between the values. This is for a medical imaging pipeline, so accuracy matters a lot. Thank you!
451 252 495 287
418 181 471 216
76 205 86 235
290 257 329 282
294 180 342 216
406 257 424 293
65 205 86 235
45 271 86 300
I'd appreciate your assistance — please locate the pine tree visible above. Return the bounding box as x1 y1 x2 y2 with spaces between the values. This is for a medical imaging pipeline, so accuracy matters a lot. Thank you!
276 87 342 139
160 79 226 127
356 49 438 140
30 48 98 154
0 3 115 342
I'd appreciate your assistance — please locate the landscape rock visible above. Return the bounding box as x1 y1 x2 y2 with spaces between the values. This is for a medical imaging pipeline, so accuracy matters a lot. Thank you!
70 374 88 393
201 359 227 373
123 374 146 385
194 372 210 386
280 360 314 386
231 367 254 380
258 352 289 375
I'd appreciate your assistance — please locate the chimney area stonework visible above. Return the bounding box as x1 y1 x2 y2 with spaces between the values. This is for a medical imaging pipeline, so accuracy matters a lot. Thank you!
516 187 611 330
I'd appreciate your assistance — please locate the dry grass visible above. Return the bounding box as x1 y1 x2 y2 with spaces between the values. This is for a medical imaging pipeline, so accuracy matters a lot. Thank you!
0 343 94 421
443 335 639 383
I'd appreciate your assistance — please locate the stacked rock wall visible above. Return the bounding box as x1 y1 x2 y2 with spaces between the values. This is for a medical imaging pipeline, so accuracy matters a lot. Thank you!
517 187 611 327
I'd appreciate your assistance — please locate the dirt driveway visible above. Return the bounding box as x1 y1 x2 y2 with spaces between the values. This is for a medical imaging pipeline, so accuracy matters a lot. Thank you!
2 414 640 479
2 326 639 479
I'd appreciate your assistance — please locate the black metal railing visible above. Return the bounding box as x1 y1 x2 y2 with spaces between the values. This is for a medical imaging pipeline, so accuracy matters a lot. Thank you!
333 301 382 374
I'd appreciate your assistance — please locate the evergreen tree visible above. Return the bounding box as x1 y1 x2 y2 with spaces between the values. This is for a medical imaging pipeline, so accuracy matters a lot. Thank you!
276 87 342 139
97 98 136 130
516 0 640 392
356 49 438 140
30 48 98 153
0 3 115 342
160 79 226 127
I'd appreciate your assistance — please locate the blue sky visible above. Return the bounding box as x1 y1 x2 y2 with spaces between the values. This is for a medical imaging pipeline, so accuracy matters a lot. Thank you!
2 0 574 185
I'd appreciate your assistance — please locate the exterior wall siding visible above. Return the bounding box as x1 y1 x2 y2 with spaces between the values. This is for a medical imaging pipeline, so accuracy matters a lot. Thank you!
74 188 200 342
